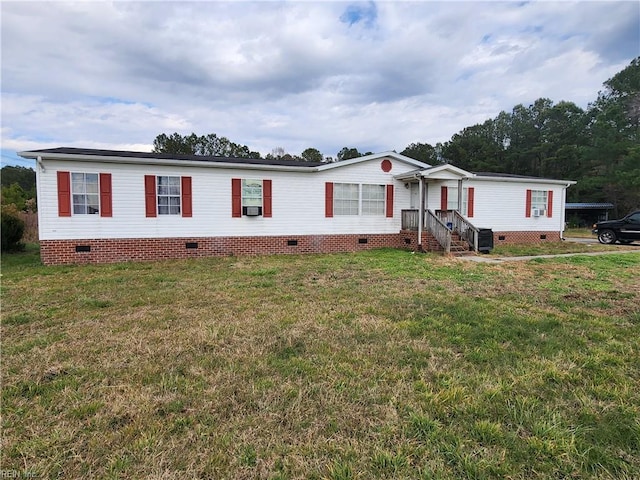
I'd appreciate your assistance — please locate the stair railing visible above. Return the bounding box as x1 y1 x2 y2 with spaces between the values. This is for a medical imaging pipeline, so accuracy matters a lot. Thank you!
425 209 452 254
452 211 480 252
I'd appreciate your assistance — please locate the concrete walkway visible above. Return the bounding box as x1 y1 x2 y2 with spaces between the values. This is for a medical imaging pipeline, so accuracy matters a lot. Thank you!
459 238 640 263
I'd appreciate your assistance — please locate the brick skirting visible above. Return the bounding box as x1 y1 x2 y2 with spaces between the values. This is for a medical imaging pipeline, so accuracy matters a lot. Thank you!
399 229 561 252
39 230 563 265
493 231 561 244
39 234 406 265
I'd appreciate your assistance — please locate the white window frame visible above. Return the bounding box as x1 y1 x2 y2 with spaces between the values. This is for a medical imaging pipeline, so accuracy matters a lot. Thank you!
447 187 469 216
334 183 360 216
157 176 181 215
334 183 386 216
72 172 99 215
531 190 548 216
242 179 263 208
362 184 385 216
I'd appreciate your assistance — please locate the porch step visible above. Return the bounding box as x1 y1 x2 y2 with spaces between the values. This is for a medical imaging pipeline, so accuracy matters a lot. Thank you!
449 239 473 256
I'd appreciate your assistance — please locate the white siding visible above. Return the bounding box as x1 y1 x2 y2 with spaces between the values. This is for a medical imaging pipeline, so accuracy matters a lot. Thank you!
430 179 567 232
38 157 415 240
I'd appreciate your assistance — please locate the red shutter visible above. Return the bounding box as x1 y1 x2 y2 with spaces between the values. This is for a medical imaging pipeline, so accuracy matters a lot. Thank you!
525 189 532 217
547 190 553 217
99 173 112 217
181 176 192 217
440 186 448 211
263 179 272 218
386 184 394 218
57 171 71 217
325 182 333 218
467 187 474 218
144 175 157 217
232 178 242 217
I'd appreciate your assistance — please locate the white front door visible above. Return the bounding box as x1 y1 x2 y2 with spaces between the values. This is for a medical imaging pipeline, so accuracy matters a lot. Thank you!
410 183 419 209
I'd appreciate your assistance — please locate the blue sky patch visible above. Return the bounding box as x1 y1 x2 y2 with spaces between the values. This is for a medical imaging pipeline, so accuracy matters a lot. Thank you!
340 2 378 28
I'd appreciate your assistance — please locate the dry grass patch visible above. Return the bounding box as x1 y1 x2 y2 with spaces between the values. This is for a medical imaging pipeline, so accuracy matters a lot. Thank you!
2 248 639 479
491 240 639 256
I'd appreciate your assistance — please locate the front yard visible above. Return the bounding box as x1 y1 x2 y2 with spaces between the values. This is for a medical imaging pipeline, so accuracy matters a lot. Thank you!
2 247 639 479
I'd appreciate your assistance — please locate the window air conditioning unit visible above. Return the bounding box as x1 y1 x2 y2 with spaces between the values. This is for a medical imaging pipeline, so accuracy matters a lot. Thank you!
532 208 541 217
245 206 261 216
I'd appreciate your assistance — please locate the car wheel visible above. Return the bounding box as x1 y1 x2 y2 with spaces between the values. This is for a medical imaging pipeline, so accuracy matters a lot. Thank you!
598 229 617 244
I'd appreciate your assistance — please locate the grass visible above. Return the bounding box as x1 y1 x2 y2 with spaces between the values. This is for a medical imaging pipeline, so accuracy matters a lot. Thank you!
565 227 597 238
2 246 640 479
491 240 639 257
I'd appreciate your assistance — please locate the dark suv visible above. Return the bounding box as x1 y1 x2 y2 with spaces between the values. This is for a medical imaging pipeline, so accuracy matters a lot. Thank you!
592 211 640 244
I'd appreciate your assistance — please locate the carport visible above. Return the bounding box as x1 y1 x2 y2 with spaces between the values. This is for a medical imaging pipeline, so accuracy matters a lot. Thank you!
565 202 614 227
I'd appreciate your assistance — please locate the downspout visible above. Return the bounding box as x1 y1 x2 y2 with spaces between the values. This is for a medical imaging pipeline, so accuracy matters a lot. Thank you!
417 175 424 251
35 156 44 244
560 183 570 240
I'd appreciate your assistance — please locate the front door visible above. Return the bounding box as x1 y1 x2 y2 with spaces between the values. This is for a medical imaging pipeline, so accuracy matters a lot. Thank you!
410 183 419 209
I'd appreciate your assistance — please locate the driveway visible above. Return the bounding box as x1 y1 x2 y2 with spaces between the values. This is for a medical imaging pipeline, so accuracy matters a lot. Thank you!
459 237 640 263
564 237 640 246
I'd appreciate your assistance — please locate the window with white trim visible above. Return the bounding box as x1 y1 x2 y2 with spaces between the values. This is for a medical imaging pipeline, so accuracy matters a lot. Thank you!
362 184 385 215
242 179 263 207
334 183 360 215
447 187 469 216
157 176 181 215
531 190 548 215
334 183 386 216
72 173 99 214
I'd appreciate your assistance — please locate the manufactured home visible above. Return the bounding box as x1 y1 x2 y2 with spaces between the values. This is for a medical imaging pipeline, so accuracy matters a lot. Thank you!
18 148 575 265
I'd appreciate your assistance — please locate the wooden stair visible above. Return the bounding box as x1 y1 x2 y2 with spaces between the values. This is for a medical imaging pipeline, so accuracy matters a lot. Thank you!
449 233 474 256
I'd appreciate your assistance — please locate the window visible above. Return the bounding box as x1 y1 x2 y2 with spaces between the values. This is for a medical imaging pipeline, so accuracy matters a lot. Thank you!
242 179 262 209
145 176 191 218
58 171 111 217
526 189 553 218
362 185 385 215
332 183 388 216
334 183 360 215
232 179 272 217
157 176 181 215
447 187 459 211
531 190 547 214
446 187 469 216
530 190 548 216
72 173 99 214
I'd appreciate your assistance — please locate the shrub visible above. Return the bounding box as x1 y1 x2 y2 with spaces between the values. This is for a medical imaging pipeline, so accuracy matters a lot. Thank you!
1 205 25 252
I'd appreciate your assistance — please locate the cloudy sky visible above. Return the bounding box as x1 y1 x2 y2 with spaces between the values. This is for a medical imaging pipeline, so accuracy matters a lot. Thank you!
1 1 638 167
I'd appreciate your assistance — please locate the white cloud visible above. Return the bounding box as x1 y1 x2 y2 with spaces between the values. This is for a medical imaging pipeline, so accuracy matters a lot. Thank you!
1 1 637 161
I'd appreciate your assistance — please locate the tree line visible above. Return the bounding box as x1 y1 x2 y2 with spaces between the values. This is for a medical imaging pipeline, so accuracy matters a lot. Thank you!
436 57 639 216
1 165 36 211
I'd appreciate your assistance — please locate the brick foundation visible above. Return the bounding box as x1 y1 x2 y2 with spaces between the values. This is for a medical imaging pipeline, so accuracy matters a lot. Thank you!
493 231 561 245
40 234 407 265
39 230 563 265
399 229 561 253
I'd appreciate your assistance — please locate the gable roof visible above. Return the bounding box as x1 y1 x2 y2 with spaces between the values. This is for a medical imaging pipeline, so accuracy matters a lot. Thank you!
18 147 430 173
394 164 575 186
394 163 474 181
317 151 430 171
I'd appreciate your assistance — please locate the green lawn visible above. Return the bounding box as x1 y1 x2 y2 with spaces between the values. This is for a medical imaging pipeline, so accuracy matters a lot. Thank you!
2 247 639 479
